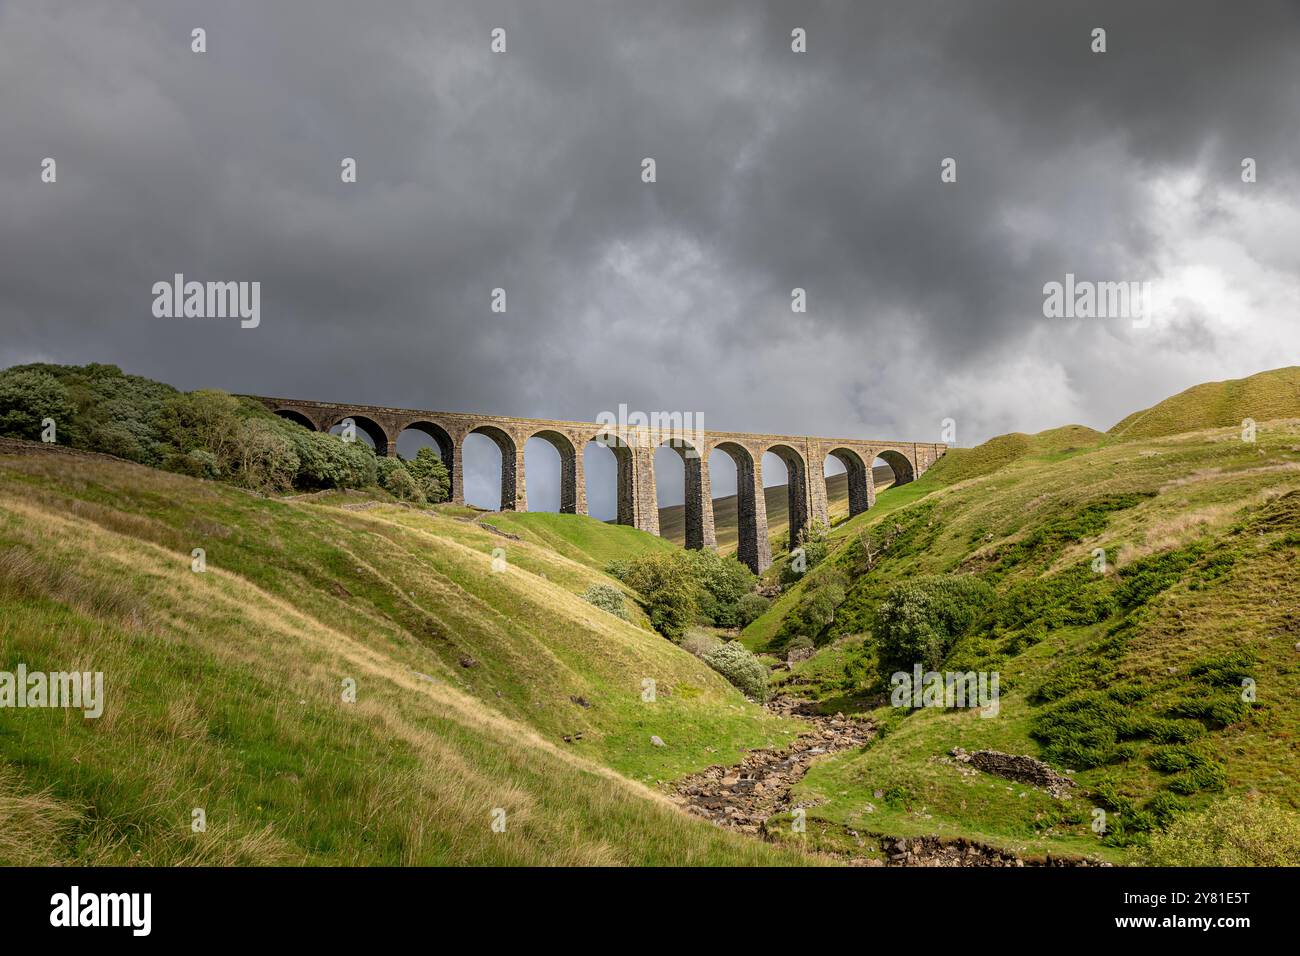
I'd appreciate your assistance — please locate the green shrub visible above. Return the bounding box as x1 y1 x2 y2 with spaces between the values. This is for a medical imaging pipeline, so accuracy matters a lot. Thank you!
619 552 697 640
376 457 424 502
234 418 300 492
618 549 757 636
286 428 377 490
1187 651 1257 687
983 565 1115 644
994 493 1152 572
179 448 221 480
680 628 723 658
682 549 757 628
0 363 389 495
777 568 850 646
405 447 451 504
702 640 769 702
780 523 830 584
1032 656 1118 703
581 583 629 621
1168 760 1228 795
158 389 244 472
1143 795 1300 866
1113 546 1199 609
874 575 994 672
1169 691 1253 728
736 592 770 626
0 368 79 442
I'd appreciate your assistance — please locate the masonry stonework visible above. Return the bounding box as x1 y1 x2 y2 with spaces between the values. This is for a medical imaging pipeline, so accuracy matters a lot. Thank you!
253 396 946 575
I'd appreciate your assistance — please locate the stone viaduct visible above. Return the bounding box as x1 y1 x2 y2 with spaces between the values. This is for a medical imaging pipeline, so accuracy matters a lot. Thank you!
254 396 946 574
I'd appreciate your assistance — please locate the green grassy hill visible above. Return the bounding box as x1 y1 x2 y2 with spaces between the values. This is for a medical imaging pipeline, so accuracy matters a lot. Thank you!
0 444 806 865
5 365 1300 867
742 412 1300 861
919 424 1105 486
1109 366 1300 441
489 510 677 571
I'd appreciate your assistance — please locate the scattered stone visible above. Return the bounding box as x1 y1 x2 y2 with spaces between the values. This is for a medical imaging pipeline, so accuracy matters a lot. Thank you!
950 747 1076 799
787 645 816 665
570 695 591 708
671 696 873 833
868 834 1107 868
459 656 478 668
650 735 666 747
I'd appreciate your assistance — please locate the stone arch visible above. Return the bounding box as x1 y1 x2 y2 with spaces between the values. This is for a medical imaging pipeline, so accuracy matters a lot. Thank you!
398 420 456 501
467 424 521 511
766 443 810 551
326 413 392 456
658 436 712 550
274 408 317 431
528 429 581 514
826 446 870 518
585 429 636 525
713 441 767 573
874 447 916 487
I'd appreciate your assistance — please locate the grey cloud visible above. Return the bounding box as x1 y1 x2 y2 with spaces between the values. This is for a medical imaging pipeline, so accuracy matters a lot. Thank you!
3 0 1300 514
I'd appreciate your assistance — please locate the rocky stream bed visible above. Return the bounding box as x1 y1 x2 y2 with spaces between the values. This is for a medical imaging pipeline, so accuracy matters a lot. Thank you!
671 696 1108 867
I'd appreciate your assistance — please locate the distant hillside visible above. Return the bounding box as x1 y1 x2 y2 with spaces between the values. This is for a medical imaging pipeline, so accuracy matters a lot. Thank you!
1109 366 1300 441
659 466 896 550
919 424 1105 486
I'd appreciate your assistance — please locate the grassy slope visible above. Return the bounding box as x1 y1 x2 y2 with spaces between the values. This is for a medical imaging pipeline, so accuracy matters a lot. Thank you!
920 424 1105 486
0 448 806 865
486 510 677 571
742 415 1300 862
1109 366 1300 441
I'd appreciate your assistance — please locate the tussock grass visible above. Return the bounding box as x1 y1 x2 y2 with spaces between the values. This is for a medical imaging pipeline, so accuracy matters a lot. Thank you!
0 448 808 866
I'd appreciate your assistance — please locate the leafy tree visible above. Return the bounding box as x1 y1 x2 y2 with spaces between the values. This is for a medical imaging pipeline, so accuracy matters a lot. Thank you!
682 548 756 628
736 592 770 627
158 390 243 475
619 552 697 640
0 369 77 442
777 567 849 646
618 548 757 635
376 457 424 502
874 575 994 672
284 427 377 490
405 447 450 503
234 419 300 492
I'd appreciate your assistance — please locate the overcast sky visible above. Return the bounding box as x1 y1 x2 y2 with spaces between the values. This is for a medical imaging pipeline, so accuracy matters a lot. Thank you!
4 1 1300 515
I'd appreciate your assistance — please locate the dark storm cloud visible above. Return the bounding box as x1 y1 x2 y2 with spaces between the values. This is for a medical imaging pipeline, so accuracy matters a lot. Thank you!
3 0 1300 512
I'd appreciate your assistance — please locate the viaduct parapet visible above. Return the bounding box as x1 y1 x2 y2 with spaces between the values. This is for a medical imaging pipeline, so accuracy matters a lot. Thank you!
254 396 946 574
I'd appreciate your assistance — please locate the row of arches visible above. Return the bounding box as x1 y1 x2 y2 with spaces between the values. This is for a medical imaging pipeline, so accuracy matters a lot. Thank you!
272 405 919 571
